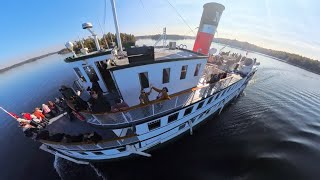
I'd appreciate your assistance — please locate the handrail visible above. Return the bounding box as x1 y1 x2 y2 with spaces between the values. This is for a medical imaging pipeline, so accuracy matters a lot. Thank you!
81 75 235 116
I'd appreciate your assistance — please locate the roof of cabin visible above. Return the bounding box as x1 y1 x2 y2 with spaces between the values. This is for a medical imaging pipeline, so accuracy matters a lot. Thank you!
64 47 207 65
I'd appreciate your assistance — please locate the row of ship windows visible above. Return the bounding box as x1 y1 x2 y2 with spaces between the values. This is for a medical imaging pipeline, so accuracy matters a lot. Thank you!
139 63 202 89
147 82 240 131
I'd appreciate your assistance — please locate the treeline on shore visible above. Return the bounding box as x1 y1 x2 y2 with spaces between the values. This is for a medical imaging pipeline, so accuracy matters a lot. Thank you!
59 32 136 54
0 52 57 73
214 38 320 74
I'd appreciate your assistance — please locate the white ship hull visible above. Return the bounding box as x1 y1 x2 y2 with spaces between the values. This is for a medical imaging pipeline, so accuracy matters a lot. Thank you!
41 70 256 163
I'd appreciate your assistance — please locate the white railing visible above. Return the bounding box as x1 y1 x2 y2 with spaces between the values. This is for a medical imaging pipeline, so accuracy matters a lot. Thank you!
87 75 237 126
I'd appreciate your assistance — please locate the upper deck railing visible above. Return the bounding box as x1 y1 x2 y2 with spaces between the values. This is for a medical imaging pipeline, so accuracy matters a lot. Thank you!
83 65 240 127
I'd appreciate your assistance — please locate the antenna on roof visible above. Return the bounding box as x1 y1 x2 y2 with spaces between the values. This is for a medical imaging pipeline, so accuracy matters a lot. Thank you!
82 22 101 51
65 41 77 57
110 0 123 52
154 27 167 47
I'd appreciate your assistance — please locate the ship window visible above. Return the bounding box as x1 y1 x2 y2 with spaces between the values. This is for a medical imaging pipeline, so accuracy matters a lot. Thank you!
199 112 205 119
191 117 197 123
162 68 170 84
92 151 104 155
78 152 87 155
179 123 186 130
84 65 99 82
118 147 126 152
74 67 87 82
197 101 204 110
184 106 193 116
180 65 188 79
168 112 179 123
215 92 220 100
148 119 161 130
194 64 201 76
139 72 149 89
207 97 213 104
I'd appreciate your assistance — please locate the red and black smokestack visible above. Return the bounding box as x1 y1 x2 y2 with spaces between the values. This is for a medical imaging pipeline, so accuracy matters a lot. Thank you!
193 2 225 55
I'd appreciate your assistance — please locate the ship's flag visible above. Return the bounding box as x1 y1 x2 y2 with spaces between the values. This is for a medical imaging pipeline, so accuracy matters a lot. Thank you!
0 106 19 120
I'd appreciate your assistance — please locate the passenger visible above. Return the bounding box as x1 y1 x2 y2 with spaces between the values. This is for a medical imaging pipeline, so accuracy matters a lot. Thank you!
17 118 31 124
21 112 32 121
206 74 220 96
88 91 111 113
30 114 42 123
59 85 76 100
17 117 44 129
55 97 64 113
152 86 171 100
91 81 103 96
42 103 55 118
72 96 89 111
33 108 46 120
139 88 152 105
83 132 102 143
48 101 58 115
19 121 39 137
64 101 76 121
111 99 129 112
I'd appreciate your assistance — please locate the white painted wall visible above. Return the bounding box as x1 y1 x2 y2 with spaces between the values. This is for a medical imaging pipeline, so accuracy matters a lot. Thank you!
112 58 207 106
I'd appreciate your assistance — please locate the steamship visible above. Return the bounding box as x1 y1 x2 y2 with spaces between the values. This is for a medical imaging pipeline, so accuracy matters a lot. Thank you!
33 1 258 164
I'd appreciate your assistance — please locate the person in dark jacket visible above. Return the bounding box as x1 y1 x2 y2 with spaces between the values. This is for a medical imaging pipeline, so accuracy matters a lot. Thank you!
88 91 111 113
59 85 76 100
206 74 220 96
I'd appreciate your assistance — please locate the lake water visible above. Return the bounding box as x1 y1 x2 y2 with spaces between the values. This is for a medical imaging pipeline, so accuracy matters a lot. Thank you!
0 40 320 180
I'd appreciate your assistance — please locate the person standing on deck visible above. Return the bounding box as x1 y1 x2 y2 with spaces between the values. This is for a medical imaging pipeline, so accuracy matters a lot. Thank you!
21 112 32 121
33 108 45 120
139 88 153 116
48 101 58 115
54 97 64 113
91 81 103 96
206 74 220 96
42 104 55 118
152 86 171 100
139 88 153 105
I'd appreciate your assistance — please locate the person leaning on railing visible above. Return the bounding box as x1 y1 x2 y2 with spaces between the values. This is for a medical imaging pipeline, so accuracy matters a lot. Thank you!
152 86 171 100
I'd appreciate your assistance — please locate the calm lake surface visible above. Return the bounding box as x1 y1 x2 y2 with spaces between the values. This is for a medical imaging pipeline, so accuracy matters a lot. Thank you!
0 40 320 180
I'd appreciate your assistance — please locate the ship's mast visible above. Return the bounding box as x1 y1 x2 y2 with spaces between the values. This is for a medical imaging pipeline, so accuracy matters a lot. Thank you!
110 0 123 52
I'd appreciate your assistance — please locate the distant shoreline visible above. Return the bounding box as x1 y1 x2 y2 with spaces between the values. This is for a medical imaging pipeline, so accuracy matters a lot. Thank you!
215 42 320 75
2 35 319 76
0 52 58 73
212 38 320 75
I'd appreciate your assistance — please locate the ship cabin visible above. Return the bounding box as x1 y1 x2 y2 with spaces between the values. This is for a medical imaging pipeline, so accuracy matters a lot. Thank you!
66 46 208 108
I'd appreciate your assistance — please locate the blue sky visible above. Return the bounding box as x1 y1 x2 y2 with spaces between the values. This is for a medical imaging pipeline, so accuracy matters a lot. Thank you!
0 0 319 68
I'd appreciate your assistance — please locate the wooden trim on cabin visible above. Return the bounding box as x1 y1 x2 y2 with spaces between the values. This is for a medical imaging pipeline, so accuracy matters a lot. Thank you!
81 75 234 115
